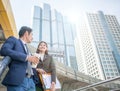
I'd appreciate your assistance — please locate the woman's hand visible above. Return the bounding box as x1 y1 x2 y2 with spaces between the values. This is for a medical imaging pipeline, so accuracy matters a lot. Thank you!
50 82 56 91
36 68 46 74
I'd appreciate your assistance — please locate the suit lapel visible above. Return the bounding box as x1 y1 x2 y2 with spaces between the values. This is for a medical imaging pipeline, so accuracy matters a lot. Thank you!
43 54 49 62
19 39 27 54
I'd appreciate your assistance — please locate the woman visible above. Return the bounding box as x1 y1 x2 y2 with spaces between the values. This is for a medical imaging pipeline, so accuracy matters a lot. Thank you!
35 41 56 91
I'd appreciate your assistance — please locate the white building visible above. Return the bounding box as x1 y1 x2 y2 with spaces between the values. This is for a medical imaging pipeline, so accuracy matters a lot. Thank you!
75 11 120 80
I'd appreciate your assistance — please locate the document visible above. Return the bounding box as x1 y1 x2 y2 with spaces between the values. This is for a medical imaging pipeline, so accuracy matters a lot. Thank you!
42 74 61 89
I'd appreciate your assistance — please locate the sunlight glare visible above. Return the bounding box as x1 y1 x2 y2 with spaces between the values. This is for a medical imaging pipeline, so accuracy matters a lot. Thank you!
66 12 80 24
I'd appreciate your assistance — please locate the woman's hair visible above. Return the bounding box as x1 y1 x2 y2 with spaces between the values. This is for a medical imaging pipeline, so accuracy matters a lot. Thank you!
36 41 48 55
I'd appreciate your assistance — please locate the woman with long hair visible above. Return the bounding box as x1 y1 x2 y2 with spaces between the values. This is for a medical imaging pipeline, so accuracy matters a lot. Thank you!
34 41 56 91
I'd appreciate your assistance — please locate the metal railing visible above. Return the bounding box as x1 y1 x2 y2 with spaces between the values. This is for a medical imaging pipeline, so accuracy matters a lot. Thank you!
0 56 120 91
73 76 120 91
0 56 11 78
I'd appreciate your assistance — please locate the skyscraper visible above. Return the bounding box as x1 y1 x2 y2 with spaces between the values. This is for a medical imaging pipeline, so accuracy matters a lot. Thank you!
75 11 120 80
32 3 78 70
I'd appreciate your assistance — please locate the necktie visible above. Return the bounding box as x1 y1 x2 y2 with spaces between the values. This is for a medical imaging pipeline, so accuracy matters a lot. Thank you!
24 44 33 76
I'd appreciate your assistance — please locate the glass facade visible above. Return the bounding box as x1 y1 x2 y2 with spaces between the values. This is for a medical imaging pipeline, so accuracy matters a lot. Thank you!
32 3 77 70
42 4 51 47
32 6 42 47
76 11 120 80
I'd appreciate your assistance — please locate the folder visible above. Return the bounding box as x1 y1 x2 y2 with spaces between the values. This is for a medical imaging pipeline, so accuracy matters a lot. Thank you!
39 73 61 90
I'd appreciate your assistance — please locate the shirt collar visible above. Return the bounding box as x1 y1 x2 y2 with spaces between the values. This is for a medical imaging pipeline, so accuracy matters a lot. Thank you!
20 39 26 45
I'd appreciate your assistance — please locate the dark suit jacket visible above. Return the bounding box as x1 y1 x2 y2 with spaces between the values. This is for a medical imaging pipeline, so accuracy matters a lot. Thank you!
37 54 56 83
0 36 28 86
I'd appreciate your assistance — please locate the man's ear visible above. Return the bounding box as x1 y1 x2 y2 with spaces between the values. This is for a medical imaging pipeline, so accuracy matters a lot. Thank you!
24 31 28 36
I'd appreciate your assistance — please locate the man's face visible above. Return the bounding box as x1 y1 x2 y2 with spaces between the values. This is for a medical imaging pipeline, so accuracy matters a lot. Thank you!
26 31 33 43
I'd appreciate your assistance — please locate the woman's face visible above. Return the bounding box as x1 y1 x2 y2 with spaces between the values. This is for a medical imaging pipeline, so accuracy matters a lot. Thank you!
38 42 47 53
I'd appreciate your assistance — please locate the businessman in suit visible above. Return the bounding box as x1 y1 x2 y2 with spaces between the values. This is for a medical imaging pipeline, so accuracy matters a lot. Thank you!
0 26 39 91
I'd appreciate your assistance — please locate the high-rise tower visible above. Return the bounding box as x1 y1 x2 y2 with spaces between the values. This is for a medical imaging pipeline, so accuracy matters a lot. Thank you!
32 3 78 70
75 11 120 80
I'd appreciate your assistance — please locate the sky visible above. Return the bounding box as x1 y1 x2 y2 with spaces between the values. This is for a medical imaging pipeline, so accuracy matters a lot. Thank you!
10 0 120 31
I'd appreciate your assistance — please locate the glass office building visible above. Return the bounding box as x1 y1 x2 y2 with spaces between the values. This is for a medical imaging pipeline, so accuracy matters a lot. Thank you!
75 11 120 80
32 3 77 70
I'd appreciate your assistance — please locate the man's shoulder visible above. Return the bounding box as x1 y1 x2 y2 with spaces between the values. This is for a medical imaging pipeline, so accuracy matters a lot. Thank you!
4 36 19 44
6 36 18 41
7 36 17 39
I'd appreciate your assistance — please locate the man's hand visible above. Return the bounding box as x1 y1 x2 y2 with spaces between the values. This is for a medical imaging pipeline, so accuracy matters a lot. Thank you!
27 56 39 64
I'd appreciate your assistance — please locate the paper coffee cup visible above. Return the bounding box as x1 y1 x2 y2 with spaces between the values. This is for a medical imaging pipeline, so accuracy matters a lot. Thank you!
32 63 37 68
34 53 41 59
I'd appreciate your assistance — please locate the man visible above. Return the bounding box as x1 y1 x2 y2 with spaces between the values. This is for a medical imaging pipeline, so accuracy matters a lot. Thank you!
0 26 39 91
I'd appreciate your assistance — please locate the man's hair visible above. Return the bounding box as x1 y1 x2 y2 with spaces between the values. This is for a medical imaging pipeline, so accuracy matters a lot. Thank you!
19 26 32 38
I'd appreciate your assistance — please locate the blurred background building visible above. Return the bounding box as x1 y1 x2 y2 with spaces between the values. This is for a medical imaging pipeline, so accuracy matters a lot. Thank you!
31 3 78 70
75 11 120 80
1 1 120 90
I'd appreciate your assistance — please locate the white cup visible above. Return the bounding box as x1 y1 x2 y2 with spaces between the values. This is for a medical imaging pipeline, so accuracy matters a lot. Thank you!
32 63 37 68
32 53 40 68
34 53 41 59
